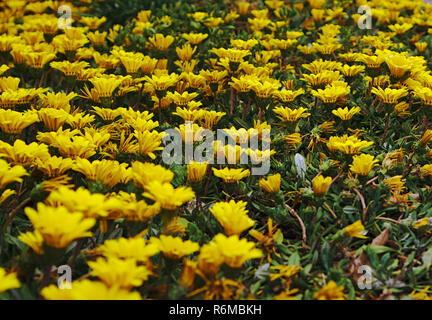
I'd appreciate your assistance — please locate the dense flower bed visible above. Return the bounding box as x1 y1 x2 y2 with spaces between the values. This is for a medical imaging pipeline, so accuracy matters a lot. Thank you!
0 0 432 300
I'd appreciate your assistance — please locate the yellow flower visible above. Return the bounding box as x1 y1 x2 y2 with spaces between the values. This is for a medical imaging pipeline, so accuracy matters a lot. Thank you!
0 158 28 189
343 220 368 239
176 43 197 61
21 203 96 249
88 237 159 262
187 161 208 183
314 281 346 300
421 164 432 177
211 233 263 268
385 53 413 78
413 86 432 106
259 173 281 193
144 73 179 92
273 106 310 122
142 181 195 211
384 175 405 193
388 23 412 34
327 134 374 155
331 106 361 120
88 76 123 98
150 235 199 259
350 153 378 176
41 280 141 300
337 64 365 77
149 33 174 51
38 108 69 131
312 175 332 196
182 32 208 45
88 257 153 289
210 200 255 236
212 167 250 183
32 156 73 177
270 265 301 281
371 86 408 104
131 162 174 188
283 132 302 147
409 286 432 300
197 241 225 275
311 83 350 103
134 130 164 159
0 268 20 294
273 88 305 103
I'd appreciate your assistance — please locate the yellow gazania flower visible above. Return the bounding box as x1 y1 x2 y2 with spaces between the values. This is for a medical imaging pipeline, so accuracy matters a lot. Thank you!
20 203 95 249
337 64 365 77
38 92 77 112
198 110 226 129
327 134 374 155
187 161 208 183
0 139 50 166
236 1 250 15
331 106 361 120
167 91 199 106
50 61 90 77
283 132 302 148
314 281 346 300
131 162 174 188
149 33 174 51
251 79 280 98
371 86 408 104
142 181 195 211
89 237 159 262
211 233 263 268
259 173 281 193
388 23 413 34
311 83 350 104
0 109 38 134
74 157 130 186
312 175 332 196
273 88 305 103
383 175 405 193
197 241 225 275
88 76 123 98
38 108 70 131
210 200 255 236
421 129 432 145
0 76 20 91
150 235 199 260
123 201 161 222
32 156 73 177
181 32 208 45
385 54 413 78
230 39 258 50
0 268 20 294
134 130 164 159
415 42 427 53
41 280 141 300
87 31 107 46
343 220 368 239
144 73 179 92
413 86 432 106
176 43 197 61
273 106 310 122
350 153 378 176
88 257 153 289
23 51 56 69
212 167 250 183
421 164 432 177
80 16 107 29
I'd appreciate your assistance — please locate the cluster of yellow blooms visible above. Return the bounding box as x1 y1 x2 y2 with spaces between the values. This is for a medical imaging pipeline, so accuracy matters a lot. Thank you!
1 0 432 301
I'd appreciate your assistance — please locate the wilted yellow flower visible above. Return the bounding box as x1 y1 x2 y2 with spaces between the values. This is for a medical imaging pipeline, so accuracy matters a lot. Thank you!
343 220 367 239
